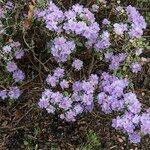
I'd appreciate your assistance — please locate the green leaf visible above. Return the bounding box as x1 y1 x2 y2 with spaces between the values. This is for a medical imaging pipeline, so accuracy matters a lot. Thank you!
24 141 29 146
76 41 83 47
63 91 69 97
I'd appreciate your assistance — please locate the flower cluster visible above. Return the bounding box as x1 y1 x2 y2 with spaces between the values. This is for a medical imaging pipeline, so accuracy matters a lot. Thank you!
33 1 149 144
50 36 76 63
0 41 25 100
34 1 64 33
72 59 83 70
97 73 150 143
112 108 150 143
130 62 141 73
113 23 128 35
35 2 100 48
102 18 110 25
1 41 24 61
0 86 21 100
97 72 129 113
63 4 100 47
39 67 98 121
94 31 111 52
126 5 147 38
105 52 127 70
0 1 14 19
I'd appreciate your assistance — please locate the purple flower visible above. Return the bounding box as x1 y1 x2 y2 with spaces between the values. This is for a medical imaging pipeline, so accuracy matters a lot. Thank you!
60 80 69 89
53 67 65 78
6 61 18 73
51 36 75 62
130 63 141 73
15 50 25 59
82 81 95 94
5 1 14 9
38 98 49 108
50 92 63 104
10 41 21 48
126 5 147 38
0 90 7 100
82 93 93 106
89 74 99 85
140 111 150 134
37 1 65 33
129 27 143 38
72 4 83 13
72 59 83 70
102 18 110 25
63 4 100 47
113 23 128 35
8 86 21 99
105 52 114 61
74 104 83 114
112 112 136 133
97 92 107 105
94 31 111 51
2 45 12 53
126 6 147 29
46 75 58 87
128 132 141 144
13 70 25 82
72 81 82 92
105 53 127 70
46 105 56 113
59 97 72 110
97 73 129 113
65 110 76 122
42 89 52 100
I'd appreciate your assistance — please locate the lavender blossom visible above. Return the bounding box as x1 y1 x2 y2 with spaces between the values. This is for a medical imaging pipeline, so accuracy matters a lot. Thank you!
0 90 7 100
46 75 58 87
51 36 75 62
130 62 141 73
8 86 21 99
13 70 25 82
126 5 147 38
2 45 12 53
72 59 83 70
105 52 127 70
94 31 111 52
60 80 69 89
6 61 17 73
15 50 25 59
102 18 110 25
128 132 141 144
38 98 49 108
53 67 65 78
113 23 128 35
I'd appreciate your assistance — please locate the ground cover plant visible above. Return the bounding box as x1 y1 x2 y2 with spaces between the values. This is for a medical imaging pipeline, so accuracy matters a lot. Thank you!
0 0 150 149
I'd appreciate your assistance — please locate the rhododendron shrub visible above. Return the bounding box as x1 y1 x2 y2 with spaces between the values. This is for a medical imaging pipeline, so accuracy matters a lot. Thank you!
0 41 25 100
0 1 26 100
0 0 149 144
34 1 150 143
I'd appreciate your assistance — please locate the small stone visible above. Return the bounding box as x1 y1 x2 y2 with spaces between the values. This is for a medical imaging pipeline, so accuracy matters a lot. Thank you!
118 138 124 143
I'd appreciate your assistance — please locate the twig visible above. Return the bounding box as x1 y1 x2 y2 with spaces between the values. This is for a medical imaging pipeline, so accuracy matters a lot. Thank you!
88 51 95 76
14 107 33 126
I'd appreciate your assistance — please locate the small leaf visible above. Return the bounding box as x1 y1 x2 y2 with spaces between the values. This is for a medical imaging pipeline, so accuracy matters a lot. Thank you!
63 91 69 97
24 141 28 146
76 41 83 47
